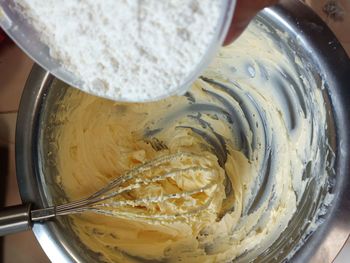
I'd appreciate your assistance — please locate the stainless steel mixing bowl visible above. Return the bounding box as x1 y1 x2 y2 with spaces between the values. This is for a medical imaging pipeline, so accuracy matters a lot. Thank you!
15 0 350 262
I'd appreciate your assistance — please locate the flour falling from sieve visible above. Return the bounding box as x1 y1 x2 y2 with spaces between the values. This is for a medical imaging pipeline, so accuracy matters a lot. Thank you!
14 0 223 101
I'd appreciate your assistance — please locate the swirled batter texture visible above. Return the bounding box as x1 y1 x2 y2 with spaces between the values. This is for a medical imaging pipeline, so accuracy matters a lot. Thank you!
54 22 330 262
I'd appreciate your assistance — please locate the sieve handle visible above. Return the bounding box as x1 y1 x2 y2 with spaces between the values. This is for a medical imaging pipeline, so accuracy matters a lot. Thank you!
0 204 32 236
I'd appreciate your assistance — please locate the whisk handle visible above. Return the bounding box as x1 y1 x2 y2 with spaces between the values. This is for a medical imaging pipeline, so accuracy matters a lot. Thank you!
0 204 32 236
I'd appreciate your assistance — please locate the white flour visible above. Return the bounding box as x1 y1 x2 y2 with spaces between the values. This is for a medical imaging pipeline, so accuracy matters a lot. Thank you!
14 0 222 101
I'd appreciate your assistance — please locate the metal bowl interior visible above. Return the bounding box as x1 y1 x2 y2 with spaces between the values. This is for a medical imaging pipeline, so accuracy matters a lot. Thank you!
15 1 350 262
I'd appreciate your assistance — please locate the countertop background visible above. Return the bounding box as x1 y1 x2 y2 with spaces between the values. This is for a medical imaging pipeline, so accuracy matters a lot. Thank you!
0 1 349 262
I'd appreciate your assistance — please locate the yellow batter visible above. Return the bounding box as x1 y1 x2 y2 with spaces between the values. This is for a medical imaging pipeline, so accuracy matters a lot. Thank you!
53 22 328 262
55 86 250 262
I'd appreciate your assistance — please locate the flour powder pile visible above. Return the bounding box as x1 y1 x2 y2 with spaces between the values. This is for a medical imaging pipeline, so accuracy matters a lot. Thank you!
14 0 223 101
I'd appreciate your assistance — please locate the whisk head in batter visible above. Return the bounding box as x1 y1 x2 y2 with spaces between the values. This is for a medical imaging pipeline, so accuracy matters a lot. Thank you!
31 152 225 224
